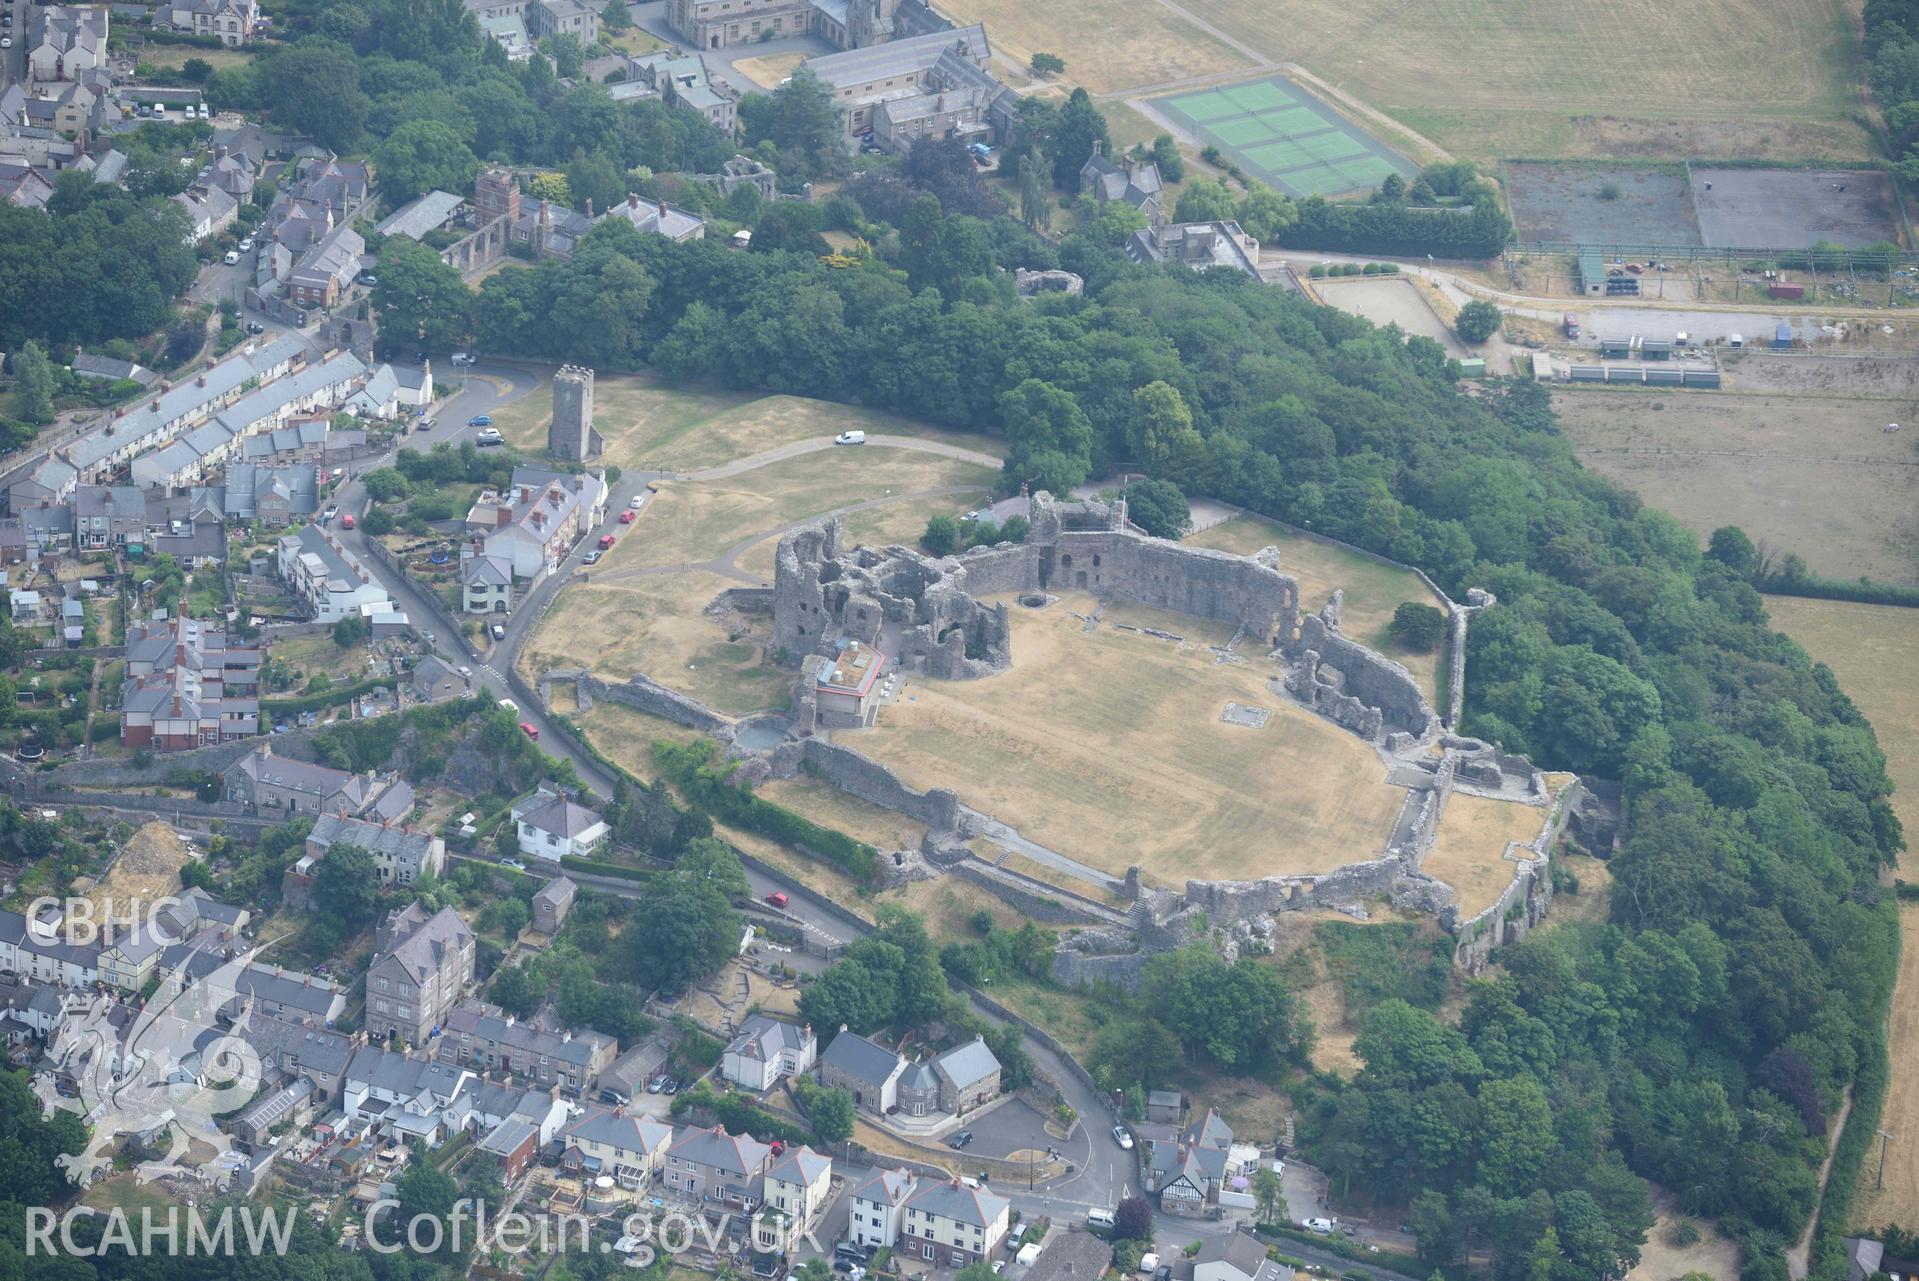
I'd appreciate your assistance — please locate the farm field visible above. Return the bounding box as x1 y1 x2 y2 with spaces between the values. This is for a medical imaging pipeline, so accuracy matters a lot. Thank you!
1760 598 1919 1227
1161 0 1869 163
1153 75 1413 198
933 0 1253 93
1316 277 1469 356
1557 391 1919 586
1419 791 1548 918
1185 515 1447 700
853 591 1409 886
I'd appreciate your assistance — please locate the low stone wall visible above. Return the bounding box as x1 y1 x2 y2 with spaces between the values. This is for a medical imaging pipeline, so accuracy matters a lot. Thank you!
583 672 729 733
794 738 959 832
1451 780 1579 973
45 732 309 789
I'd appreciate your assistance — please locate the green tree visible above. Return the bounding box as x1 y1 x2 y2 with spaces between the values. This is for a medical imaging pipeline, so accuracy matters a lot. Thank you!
363 468 412 502
922 514 961 555
1455 299 1503 344
1018 152 1051 232
1706 526 1758 578
1235 182 1295 241
1150 134 1185 184
312 843 379 931
1475 1076 1556 1196
1000 378 1093 494
1125 382 1205 481
361 506 396 535
373 119 481 204
263 42 369 152
1029 52 1066 77
393 1145 460 1255
622 880 739 994
12 341 55 426
601 0 631 30
333 614 368 648
1252 1165 1284 1226
1122 477 1191 539
1052 88 1111 190
741 69 842 180
541 32 588 79
1390 601 1447 652
808 1085 855 1145
372 238 476 352
1174 178 1237 224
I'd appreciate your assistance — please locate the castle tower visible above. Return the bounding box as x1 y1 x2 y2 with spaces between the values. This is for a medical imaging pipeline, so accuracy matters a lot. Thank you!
846 0 899 47
549 365 602 461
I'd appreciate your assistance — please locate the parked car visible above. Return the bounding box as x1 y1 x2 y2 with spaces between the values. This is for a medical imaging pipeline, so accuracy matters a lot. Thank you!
222 251 239 265
456 665 472 678
618 509 636 524
476 428 504 446
238 238 254 252
357 272 379 286
629 495 645 509
518 721 539 739
765 891 789 909
340 513 355 530
498 698 517 712
501 858 526 871
599 1088 628 1106
416 416 435 431
583 549 602 565
1112 1125 1133 1150
321 505 338 523
244 321 265 334
467 414 493 427
1138 1254 1160 1276
491 622 506 641
451 352 474 365
662 1078 680 1094
946 1130 974 1150
835 430 866 445
597 532 615 549
1302 1217 1337 1235
646 1074 669 1093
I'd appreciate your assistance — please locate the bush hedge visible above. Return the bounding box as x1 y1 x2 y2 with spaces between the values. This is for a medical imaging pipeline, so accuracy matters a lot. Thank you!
261 675 398 717
652 740 879 884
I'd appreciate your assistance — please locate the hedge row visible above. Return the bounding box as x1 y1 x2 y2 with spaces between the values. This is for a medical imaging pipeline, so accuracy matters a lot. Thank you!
1757 572 1919 609
652 740 879 885
261 675 398 717
1281 197 1512 259
560 853 654 883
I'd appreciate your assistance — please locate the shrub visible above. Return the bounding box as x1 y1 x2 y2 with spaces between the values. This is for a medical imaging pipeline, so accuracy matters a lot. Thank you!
1388 601 1447 652
1454 299 1503 344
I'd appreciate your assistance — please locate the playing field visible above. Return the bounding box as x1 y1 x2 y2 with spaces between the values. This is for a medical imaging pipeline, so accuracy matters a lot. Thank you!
932 0 1253 94
1154 75 1413 199
1761 598 1919 1227
1155 0 1868 163
854 591 1410 886
1185 515 1447 701
1557 391 1919 586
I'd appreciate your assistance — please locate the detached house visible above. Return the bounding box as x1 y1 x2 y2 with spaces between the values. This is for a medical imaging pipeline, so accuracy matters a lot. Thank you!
160 0 259 45
665 1125 772 1210
513 789 608 863
1146 1107 1233 1217
722 1015 817 1092
1195 1232 1294 1281
933 1036 1001 1115
281 812 445 907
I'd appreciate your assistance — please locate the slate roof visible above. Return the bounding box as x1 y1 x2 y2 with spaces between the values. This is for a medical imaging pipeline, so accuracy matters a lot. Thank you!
519 795 604 840
935 1035 999 1090
905 1179 1008 1228
821 1028 902 1087
443 1001 612 1068
725 1014 812 1064
767 1145 831 1186
851 1166 917 1208
564 1108 673 1156
672 1124 771 1177
308 811 436 867
375 905 472 985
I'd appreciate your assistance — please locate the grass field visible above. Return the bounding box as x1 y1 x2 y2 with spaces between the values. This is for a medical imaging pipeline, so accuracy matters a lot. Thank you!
1558 391 1919 586
855 591 1408 885
733 492 980 581
1185 514 1446 701
732 52 807 89
1173 0 1869 163
933 0 1253 93
491 377 994 475
615 449 999 571
138 46 255 73
1155 75 1412 198
1420 791 1548 918
1760 597 1919 1229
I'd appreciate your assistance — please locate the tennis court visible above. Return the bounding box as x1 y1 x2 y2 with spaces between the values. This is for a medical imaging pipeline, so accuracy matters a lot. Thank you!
1154 75 1415 199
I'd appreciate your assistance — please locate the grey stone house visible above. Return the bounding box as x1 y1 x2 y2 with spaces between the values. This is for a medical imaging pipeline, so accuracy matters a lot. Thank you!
664 1124 772 1210
934 1036 1000 1114
531 876 577 935
820 1027 904 1115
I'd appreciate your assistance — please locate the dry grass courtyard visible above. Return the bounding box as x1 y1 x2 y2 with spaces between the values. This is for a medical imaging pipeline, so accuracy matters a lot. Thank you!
852 590 1407 886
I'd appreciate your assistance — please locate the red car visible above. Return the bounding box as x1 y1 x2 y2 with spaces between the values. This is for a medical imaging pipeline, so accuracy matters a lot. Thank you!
341 513 356 530
765 891 789 909
598 533 615 549
519 721 539 740
618 509 636 524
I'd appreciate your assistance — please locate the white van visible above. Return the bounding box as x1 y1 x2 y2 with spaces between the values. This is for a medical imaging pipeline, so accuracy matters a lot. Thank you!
835 430 866 445
1086 1209 1116 1231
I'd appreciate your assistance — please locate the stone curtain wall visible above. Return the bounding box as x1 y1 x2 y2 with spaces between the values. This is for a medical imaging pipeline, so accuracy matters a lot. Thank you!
792 738 960 831
581 672 729 732
1451 778 1581 973
1291 607 1438 739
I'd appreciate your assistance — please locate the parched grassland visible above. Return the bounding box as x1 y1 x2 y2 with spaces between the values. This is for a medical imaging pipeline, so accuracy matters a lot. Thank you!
732 52 808 89
733 493 981 582
1558 392 1919 586
1186 514 1446 699
1173 0 1869 162
855 591 1408 885
614 449 999 570
1761 597 1919 1230
527 569 794 716
934 0 1253 93
1420 792 1548 919
756 774 928 854
572 700 710 780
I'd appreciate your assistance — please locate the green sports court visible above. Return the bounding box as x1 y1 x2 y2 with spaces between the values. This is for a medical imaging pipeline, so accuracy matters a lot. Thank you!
1154 75 1415 199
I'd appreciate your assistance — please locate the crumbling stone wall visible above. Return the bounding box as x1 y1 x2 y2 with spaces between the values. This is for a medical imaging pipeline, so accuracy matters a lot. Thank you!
580 672 729 732
770 493 1301 678
1287 595 1438 740
792 738 960 832
1451 780 1580 973
949 860 1124 926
